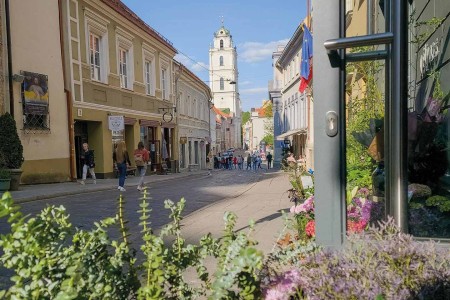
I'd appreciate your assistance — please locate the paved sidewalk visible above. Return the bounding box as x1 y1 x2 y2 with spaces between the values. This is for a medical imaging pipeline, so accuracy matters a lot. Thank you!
5 170 211 203
181 170 291 254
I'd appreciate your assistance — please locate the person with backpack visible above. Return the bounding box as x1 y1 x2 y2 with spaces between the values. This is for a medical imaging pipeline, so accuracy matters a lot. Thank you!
80 142 96 185
134 141 150 191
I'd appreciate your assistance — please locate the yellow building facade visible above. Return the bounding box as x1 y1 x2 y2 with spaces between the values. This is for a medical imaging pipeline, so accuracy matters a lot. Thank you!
62 0 178 178
6 0 71 184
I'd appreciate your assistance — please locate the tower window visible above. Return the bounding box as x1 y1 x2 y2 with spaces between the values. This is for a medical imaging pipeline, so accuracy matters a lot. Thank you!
220 78 224 90
220 56 224 66
220 39 224 49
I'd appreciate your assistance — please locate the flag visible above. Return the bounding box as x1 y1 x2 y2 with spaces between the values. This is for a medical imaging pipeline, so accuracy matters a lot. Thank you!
299 24 313 93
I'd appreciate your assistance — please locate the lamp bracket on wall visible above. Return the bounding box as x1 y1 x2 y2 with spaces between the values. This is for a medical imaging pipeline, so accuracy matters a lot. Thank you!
158 107 175 123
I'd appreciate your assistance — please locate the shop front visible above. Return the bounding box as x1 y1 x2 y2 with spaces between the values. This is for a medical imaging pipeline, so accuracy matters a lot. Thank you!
314 0 449 247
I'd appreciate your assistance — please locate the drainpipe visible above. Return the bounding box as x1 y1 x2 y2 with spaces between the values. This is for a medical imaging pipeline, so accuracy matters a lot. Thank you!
58 0 76 181
5 0 13 116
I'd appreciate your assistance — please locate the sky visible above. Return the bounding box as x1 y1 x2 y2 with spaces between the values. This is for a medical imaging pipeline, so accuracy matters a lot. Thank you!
122 0 306 112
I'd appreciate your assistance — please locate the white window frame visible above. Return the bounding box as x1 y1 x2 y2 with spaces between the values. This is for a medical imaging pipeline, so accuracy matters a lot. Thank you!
85 11 109 83
142 47 156 96
89 33 101 81
116 30 134 90
119 48 129 88
160 57 171 100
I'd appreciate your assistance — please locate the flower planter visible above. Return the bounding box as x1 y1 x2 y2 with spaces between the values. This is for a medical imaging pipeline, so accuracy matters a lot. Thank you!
8 169 22 191
0 178 11 191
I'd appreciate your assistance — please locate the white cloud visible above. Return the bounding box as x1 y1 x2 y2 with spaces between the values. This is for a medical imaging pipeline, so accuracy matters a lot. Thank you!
191 62 208 72
240 39 289 63
240 87 267 95
240 80 252 86
174 54 208 73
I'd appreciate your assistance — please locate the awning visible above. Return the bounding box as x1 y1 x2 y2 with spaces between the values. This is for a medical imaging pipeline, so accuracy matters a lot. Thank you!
124 117 137 125
139 119 160 127
276 128 307 141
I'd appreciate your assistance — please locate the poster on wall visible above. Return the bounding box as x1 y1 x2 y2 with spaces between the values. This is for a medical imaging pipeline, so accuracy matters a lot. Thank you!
21 71 49 115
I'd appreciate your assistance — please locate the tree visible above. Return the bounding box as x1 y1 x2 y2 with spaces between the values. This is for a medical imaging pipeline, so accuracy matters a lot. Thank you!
241 111 251 125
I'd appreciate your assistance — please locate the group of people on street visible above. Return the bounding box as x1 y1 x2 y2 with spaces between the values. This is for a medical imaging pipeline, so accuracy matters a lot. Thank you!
212 152 273 171
79 141 150 192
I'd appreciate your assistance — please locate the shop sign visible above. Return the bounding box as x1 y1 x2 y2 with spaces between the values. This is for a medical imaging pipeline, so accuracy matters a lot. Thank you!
108 115 124 131
419 38 441 78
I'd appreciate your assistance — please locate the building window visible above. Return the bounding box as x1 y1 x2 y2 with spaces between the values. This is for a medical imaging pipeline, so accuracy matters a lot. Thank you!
85 12 108 83
220 77 224 90
116 31 134 90
220 56 224 66
160 57 170 100
161 68 167 99
194 141 199 164
145 61 152 95
119 48 129 88
220 39 224 49
89 33 101 81
143 48 156 96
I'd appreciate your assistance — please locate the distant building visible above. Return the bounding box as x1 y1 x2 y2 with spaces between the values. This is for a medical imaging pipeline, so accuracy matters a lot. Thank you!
243 100 273 152
209 24 241 148
212 106 234 154
268 45 285 166
274 22 314 170
174 61 212 172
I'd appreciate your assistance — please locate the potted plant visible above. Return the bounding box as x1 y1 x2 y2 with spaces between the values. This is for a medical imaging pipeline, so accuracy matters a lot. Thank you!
0 113 24 190
0 168 11 191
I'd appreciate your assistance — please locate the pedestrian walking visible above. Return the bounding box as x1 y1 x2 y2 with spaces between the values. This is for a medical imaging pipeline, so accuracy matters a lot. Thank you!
246 154 252 170
134 141 150 191
266 152 273 169
233 156 238 169
113 140 131 192
80 142 96 185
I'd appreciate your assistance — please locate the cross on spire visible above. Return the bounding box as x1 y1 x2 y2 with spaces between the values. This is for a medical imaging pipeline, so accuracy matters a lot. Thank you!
220 16 224 26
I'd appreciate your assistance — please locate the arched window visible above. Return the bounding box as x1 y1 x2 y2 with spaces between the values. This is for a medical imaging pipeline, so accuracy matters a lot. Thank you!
220 78 224 90
220 40 224 49
220 56 224 66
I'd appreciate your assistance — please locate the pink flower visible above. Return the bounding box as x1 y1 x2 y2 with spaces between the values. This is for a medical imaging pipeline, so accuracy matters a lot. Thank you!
305 220 315 237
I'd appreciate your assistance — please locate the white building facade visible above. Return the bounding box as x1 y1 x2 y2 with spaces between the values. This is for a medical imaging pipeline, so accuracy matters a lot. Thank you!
275 23 314 170
175 62 212 172
209 25 241 149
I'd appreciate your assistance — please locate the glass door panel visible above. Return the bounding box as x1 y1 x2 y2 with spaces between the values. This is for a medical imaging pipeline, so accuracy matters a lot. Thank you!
406 0 450 238
345 0 387 37
345 57 387 233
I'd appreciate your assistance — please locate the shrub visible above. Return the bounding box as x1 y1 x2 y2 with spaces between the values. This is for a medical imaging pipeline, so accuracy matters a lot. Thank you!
0 113 24 169
0 169 11 180
0 190 263 299
263 217 450 300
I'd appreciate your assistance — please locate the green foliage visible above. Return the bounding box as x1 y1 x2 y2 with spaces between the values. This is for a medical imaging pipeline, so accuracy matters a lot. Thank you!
242 111 251 125
210 212 263 300
0 113 24 169
346 48 384 192
1 188 264 299
425 195 450 213
264 101 273 118
261 134 274 146
0 169 11 180
0 192 138 299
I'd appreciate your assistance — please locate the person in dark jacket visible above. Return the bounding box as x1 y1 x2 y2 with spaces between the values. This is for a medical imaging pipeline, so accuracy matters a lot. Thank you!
113 140 131 192
80 142 96 185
